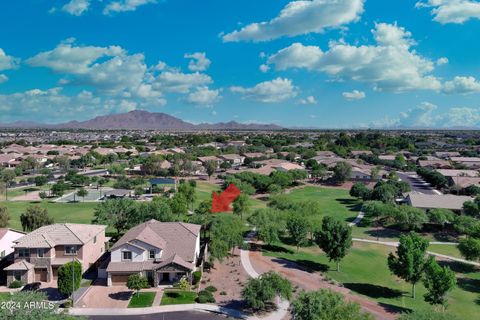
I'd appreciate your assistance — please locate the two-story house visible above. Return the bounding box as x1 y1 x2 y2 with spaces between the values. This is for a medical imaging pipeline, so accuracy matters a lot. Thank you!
0 228 25 260
4 223 107 286
106 220 201 286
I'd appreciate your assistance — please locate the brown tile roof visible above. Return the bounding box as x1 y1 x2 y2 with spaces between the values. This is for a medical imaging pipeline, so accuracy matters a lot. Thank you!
14 223 106 248
111 220 200 263
4 260 34 271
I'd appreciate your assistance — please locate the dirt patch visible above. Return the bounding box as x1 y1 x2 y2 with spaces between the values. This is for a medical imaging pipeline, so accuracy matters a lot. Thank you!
249 242 397 320
202 247 249 310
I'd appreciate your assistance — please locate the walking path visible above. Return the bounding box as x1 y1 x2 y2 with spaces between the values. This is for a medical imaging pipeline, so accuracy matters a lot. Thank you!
240 231 290 320
353 238 480 267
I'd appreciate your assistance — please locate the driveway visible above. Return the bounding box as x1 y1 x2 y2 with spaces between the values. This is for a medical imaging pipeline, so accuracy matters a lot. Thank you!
76 281 133 308
397 172 440 195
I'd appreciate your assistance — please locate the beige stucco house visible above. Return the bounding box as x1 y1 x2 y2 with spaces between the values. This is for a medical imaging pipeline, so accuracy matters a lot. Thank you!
4 223 107 286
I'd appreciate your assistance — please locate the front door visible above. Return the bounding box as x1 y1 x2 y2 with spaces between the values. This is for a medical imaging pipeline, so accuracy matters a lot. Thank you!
161 273 169 282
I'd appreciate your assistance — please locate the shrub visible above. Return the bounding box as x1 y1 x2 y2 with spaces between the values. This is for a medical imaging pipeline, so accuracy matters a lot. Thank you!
205 285 217 292
58 261 82 296
9 280 23 288
192 271 202 284
196 290 215 303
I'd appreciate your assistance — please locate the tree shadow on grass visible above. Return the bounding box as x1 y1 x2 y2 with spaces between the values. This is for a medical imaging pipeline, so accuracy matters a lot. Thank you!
378 302 412 315
262 244 295 254
365 228 402 240
270 257 329 273
336 198 362 213
457 277 480 294
438 260 477 275
344 283 404 299
109 291 133 301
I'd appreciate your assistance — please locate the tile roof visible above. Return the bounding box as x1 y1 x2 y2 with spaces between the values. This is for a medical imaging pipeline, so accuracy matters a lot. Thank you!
4 260 34 271
111 220 200 264
14 223 106 248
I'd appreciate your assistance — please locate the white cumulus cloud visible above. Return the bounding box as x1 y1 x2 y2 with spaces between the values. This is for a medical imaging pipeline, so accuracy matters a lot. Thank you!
186 87 221 106
230 78 297 103
62 0 91 16
442 76 480 94
298 96 317 104
266 23 442 92
103 0 156 15
342 90 366 101
184 52 211 72
223 0 364 42
416 0 480 24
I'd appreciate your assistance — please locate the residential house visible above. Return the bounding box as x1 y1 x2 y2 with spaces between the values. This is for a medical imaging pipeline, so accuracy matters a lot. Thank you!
451 157 480 169
434 152 461 159
219 154 245 166
405 193 472 212
0 229 25 259
273 162 304 172
197 156 222 168
106 220 201 286
350 150 373 157
418 160 452 169
4 223 107 286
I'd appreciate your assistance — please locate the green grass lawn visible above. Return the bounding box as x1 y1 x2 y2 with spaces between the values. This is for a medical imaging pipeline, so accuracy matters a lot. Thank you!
428 244 463 259
0 201 97 230
195 180 266 213
2 185 52 200
128 292 156 308
0 292 11 301
283 186 361 223
160 290 197 305
263 242 480 318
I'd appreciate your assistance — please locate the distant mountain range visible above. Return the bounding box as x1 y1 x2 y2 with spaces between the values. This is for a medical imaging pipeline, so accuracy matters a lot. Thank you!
0 110 283 131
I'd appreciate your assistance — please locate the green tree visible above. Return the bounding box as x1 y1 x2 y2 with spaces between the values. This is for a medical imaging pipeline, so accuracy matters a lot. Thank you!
178 181 197 210
126 274 149 296
20 205 54 232
242 272 292 310
427 209 455 227
178 276 190 295
0 206 9 228
333 161 352 184
76 188 88 202
292 289 374 320
387 232 429 298
34 175 48 186
51 181 67 197
458 238 480 261
170 192 188 215
1 169 16 200
315 216 352 272
233 193 251 220
422 257 456 309
287 215 309 251
205 160 217 179
209 215 243 263
350 183 371 200
58 260 82 296
394 206 428 231
92 199 136 236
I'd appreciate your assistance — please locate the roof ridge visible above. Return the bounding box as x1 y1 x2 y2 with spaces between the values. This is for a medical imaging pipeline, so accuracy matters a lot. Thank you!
178 222 198 237
64 223 85 244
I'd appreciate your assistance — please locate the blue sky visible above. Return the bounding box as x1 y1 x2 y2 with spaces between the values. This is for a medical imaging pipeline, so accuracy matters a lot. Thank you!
1 0 480 128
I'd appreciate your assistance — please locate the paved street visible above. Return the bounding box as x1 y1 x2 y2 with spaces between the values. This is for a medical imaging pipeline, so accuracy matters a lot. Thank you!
397 172 440 195
88 310 234 320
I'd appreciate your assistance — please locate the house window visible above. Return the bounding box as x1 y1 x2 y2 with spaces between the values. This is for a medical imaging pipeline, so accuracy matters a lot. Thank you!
18 248 30 258
149 250 155 259
93 236 97 244
37 249 45 258
65 245 78 255
122 251 132 261
0 251 5 258
14 271 22 281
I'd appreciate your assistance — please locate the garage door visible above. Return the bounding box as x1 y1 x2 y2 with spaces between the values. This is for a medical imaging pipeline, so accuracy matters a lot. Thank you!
35 269 47 282
111 274 130 286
